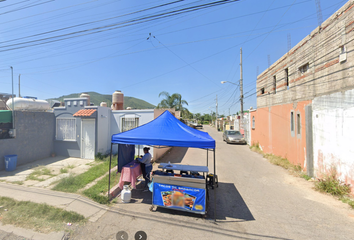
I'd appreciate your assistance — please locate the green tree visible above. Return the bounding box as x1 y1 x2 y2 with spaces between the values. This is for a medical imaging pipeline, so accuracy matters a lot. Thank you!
194 113 201 120
157 91 189 117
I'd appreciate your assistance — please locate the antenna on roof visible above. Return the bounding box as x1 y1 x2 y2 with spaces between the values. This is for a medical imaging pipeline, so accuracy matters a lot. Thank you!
315 0 323 27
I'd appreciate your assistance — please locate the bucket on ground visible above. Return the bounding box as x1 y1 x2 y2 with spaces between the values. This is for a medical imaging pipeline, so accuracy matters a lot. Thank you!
4 154 17 171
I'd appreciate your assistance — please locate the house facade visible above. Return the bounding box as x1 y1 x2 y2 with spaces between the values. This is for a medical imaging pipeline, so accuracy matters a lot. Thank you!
250 1 354 190
53 97 111 159
53 94 176 160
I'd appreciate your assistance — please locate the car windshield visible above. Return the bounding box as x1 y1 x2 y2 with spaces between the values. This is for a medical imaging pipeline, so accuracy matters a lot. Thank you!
227 131 241 135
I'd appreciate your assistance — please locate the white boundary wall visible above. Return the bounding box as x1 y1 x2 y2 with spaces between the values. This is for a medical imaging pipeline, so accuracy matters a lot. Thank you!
313 89 354 191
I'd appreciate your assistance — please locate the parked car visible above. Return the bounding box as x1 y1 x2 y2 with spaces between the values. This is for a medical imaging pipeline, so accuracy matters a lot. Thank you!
222 130 246 144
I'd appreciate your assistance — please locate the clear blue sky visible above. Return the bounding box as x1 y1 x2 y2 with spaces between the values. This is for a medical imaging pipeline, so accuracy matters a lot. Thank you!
0 0 346 115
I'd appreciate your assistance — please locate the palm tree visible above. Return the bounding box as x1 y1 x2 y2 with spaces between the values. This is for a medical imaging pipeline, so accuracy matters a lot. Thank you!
157 91 189 117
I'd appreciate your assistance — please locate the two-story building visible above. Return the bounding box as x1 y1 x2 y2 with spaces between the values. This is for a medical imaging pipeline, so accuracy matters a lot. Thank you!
250 1 354 190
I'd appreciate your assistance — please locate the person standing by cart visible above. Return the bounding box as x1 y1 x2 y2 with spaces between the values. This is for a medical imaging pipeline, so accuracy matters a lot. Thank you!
137 147 152 191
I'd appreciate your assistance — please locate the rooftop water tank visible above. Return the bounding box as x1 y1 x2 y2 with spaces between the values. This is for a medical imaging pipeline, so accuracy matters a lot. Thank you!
112 90 123 110
100 102 107 107
6 97 50 111
80 93 90 106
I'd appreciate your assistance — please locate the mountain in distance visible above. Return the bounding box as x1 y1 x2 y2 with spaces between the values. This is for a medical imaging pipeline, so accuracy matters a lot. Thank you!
47 91 155 109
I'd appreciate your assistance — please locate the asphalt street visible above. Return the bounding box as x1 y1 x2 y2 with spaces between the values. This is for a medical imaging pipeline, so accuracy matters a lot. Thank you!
70 125 354 240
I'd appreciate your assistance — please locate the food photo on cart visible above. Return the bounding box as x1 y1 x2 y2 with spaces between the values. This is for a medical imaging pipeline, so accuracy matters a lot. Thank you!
106 110 219 219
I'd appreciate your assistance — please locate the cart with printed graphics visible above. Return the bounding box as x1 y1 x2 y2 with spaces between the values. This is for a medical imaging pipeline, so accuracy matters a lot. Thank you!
151 164 209 215
109 111 217 219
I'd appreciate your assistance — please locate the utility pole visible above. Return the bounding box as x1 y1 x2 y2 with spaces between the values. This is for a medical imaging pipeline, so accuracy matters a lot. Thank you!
10 66 15 130
215 94 218 130
240 48 244 128
18 74 21 98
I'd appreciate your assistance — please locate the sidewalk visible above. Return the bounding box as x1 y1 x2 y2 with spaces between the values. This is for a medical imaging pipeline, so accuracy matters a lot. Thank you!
0 182 107 220
0 182 107 239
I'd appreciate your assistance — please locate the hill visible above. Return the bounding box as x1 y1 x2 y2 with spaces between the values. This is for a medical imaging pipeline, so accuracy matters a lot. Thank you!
47 92 155 109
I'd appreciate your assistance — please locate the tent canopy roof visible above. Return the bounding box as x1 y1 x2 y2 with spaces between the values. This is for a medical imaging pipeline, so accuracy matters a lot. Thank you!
111 110 215 149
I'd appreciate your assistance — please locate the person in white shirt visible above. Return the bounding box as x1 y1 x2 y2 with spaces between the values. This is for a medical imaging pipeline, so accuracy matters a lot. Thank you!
137 147 152 191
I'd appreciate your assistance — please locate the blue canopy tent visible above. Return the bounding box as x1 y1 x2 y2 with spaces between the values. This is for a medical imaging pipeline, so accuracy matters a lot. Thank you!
111 110 215 148
108 110 217 218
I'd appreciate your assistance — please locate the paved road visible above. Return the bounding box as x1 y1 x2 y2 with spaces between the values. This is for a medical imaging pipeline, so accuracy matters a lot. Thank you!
71 125 354 240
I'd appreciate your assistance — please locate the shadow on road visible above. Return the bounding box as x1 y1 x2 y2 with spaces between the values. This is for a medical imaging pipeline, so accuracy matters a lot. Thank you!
208 182 254 222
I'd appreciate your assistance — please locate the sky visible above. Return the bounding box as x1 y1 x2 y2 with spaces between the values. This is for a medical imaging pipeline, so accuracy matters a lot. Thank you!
0 0 347 116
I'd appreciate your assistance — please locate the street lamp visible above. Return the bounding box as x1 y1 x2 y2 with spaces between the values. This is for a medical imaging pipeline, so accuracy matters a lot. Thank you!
221 81 238 86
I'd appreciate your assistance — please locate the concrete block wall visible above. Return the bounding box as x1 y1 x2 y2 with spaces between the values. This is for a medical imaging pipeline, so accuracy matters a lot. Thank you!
257 0 354 109
312 88 354 193
0 111 55 171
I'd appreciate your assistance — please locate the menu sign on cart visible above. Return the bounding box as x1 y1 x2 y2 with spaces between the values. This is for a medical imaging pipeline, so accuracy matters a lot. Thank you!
153 182 206 213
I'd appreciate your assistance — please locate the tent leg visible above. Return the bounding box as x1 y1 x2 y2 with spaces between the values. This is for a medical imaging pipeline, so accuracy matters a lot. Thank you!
205 149 209 178
108 143 113 199
213 148 216 222
207 149 209 167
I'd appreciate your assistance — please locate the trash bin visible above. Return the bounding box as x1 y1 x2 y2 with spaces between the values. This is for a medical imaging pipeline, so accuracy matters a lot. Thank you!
4 154 17 171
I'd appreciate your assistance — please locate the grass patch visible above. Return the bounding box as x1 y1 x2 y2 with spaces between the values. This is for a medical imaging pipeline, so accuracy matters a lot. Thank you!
264 153 294 170
250 142 263 155
67 164 75 169
250 143 310 179
299 173 312 181
26 166 55 181
52 155 114 193
83 171 120 204
11 181 24 185
315 171 351 198
60 168 69 174
340 197 354 209
0 196 86 233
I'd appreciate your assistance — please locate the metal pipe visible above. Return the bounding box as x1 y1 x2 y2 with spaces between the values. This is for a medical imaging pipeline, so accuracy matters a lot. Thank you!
206 149 208 167
108 143 113 199
18 74 21 98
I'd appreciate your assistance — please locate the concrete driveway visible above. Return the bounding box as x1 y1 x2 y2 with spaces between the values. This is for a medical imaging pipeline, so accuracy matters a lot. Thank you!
69 125 354 240
0 156 95 188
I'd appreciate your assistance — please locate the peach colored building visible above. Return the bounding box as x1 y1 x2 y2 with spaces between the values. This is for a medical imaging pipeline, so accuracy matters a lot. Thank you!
251 0 354 191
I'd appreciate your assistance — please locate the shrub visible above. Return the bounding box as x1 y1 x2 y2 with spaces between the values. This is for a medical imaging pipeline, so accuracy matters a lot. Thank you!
315 171 351 197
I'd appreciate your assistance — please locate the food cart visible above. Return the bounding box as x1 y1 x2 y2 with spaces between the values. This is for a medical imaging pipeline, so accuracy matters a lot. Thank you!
108 110 217 218
151 163 209 215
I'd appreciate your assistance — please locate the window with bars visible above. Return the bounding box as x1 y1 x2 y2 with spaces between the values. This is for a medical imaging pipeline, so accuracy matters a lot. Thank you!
122 118 139 132
56 118 76 141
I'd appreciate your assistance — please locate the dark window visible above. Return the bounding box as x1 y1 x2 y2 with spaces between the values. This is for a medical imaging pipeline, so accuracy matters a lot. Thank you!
261 88 265 94
252 116 255 129
340 45 346 54
291 112 294 132
285 68 289 90
297 113 301 135
273 75 276 93
299 63 309 74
